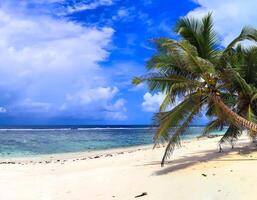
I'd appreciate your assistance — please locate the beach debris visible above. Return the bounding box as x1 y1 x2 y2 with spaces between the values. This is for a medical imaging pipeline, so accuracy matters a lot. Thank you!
135 192 147 198
201 173 207 177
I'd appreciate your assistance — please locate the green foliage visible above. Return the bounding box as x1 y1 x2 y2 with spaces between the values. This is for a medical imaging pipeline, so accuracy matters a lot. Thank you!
153 92 204 144
160 103 201 166
175 12 219 60
132 77 143 85
224 27 257 53
202 119 225 136
132 13 257 165
220 125 242 144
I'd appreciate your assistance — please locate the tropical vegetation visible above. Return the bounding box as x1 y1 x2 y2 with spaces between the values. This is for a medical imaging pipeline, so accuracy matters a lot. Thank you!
132 13 257 166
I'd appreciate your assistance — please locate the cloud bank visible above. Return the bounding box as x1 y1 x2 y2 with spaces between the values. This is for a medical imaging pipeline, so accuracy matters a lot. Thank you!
0 1 127 122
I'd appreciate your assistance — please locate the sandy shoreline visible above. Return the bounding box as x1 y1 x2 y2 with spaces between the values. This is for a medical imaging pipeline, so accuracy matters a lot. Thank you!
0 136 216 164
0 144 154 164
1 135 257 199
0 135 220 164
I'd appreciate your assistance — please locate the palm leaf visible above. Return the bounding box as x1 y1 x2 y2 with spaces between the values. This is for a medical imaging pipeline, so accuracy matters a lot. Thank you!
160 102 201 166
202 118 225 136
220 125 242 144
175 12 218 60
153 92 204 144
224 27 257 53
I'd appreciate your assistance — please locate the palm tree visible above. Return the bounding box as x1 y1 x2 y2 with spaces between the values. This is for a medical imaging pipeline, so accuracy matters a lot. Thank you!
132 13 257 165
205 46 257 148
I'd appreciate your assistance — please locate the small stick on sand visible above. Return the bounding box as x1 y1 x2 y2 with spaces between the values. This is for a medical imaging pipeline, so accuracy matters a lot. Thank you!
135 192 147 198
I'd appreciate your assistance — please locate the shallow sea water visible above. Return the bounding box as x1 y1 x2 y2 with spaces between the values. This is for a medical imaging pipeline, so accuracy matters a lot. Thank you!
0 126 226 157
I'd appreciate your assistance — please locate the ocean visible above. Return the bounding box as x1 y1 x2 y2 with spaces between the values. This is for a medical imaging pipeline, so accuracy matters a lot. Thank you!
0 125 226 158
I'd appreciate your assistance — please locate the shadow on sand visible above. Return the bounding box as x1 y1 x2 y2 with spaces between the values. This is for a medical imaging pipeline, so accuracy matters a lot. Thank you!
142 144 257 176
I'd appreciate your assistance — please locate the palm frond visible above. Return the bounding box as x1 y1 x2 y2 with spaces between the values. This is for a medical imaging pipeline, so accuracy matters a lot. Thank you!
202 118 225 136
133 73 201 94
223 67 253 96
246 105 257 123
220 125 242 144
224 27 257 53
153 92 204 144
251 92 257 103
200 12 219 59
175 12 219 60
160 102 201 166
220 27 257 65
159 94 173 112
234 46 257 87
175 16 201 48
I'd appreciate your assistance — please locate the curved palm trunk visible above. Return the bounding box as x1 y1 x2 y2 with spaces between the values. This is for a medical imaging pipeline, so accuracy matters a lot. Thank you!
211 95 257 132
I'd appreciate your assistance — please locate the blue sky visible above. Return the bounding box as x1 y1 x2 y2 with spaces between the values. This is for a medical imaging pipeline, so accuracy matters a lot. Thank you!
0 0 256 125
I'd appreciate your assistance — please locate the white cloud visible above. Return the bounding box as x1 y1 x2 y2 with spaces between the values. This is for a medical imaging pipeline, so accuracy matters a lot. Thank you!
105 98 126 111
66 87 119 104
112 7 137 22
142 92 165 112
187 0 257 46
0 107 7 113
29 0 64 3
59 87 127 120
67 0 113 13
104 99 127 120
130 83 145 91
117 9 129 18
141 92 181 112
0 1 127 121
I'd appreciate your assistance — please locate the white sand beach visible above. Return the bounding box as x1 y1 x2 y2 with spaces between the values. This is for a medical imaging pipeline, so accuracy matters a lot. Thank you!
0 135 257 200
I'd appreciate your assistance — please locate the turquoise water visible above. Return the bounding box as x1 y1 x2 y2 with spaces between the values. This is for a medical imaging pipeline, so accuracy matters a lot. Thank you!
0 126 226 158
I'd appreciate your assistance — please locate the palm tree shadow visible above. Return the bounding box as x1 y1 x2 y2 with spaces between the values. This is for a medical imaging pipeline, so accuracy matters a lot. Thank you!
146 144 257 176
